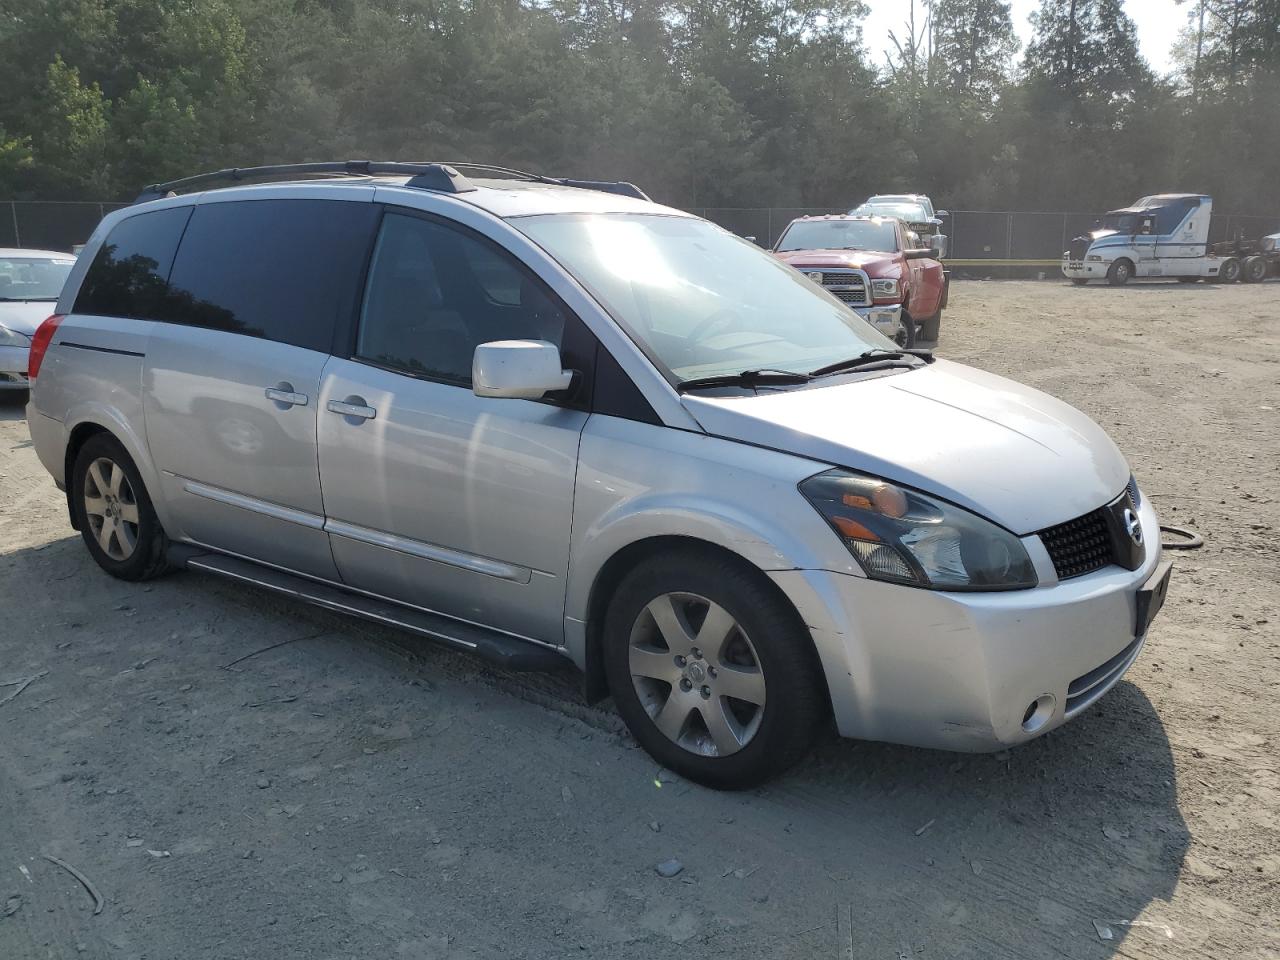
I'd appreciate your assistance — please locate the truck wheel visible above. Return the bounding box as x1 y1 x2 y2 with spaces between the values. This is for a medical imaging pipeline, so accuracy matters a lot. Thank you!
1107 259 1134 286
917 309 941 344
1243 256 1267 283
1217 258 1241 283
894 311 918 349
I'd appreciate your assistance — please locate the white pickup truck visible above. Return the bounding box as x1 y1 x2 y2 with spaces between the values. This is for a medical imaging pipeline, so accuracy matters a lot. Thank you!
1062 194 1267 285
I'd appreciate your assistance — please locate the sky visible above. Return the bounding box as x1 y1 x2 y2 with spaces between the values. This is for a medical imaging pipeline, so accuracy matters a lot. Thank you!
863 0 1188 75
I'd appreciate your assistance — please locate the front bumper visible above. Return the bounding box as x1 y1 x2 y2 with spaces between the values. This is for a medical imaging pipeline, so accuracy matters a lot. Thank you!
853 304 903 338
770 495 1166 752
1062 259 1102 280
0 344 30 389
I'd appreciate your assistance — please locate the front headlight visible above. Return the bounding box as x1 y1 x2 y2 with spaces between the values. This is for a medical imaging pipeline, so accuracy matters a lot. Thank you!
799 470 1038 591
870 278 900 299
0 325 31 348
1086 255 1103 262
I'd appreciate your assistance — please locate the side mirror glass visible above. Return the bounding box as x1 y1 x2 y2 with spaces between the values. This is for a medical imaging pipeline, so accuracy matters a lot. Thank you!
472 340 573 399
928 234 948 258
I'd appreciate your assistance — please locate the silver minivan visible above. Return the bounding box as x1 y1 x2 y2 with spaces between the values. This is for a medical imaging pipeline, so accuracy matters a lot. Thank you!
26 162 1171 788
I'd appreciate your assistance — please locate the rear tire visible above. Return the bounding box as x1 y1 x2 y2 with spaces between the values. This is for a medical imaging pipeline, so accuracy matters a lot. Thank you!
1217 257 1241 283
602 549 826 789
917 309 942 344
71 433 171 581
1243 256 1267 283
1107 259 1133 286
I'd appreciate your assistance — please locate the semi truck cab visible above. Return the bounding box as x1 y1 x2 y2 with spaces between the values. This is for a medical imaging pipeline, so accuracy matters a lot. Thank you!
1062 193 1238 285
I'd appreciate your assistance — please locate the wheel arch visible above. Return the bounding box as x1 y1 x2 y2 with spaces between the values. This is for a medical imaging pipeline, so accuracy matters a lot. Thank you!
577 534 835 722
60 406 172 535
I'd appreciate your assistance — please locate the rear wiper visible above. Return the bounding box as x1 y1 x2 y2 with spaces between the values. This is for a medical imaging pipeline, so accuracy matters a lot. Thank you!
677 368 812 392
808 350 917 378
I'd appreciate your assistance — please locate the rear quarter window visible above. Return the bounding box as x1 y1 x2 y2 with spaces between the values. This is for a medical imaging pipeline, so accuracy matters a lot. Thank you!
162 199 378 352
72 206 193 319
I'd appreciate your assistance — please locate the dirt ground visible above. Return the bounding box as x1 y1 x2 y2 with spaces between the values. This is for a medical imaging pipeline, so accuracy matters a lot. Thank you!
0 279 1277 960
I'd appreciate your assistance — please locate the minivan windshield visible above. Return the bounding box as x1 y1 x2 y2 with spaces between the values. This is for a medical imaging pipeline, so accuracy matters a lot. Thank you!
0 256 75 301
775 219 898 253
517 214 896 383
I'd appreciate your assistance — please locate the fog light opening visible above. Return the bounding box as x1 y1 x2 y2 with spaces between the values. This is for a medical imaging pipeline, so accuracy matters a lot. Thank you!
1021 694 1056 733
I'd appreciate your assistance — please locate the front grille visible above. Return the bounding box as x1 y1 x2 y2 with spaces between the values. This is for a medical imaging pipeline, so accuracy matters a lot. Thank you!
1068 236 1090 261
816 269 870 307
1038 507 1114 579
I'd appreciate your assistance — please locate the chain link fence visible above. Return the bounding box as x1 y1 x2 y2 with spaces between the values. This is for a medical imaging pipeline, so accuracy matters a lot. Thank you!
7 200 1280 277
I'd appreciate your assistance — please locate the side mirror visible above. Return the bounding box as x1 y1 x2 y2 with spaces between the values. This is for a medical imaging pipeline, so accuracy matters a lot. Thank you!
472 340 573 399
744 235 758 244
928 234 948 258
903 247 935 261
936 210 949 218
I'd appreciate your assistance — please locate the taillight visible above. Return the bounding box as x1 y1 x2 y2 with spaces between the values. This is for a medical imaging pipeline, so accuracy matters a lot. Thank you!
28 314 64 380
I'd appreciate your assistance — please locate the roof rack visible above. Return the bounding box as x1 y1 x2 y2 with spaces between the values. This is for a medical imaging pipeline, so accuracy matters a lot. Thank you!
134 160 650 204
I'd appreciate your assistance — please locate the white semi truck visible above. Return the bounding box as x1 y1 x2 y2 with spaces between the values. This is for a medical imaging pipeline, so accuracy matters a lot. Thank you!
1062 193 1276 285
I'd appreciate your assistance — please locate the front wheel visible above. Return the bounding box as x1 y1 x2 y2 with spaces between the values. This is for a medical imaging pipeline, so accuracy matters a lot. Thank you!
893 311 918 349
71 433 171 581
602 550 826 789
1107 259 1133 286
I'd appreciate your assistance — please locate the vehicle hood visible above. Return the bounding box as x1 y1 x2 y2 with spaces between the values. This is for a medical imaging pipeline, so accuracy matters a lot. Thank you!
1089 228 1121 242
680 359 1129 535
0 301 55 336
774 249 898 274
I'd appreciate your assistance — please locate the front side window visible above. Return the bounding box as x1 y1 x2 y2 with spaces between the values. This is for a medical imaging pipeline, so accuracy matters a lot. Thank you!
774 219 899 253
0 256 76 302
73 207 192 319
163 199 378 352
517 213 893 383
356 212 568 385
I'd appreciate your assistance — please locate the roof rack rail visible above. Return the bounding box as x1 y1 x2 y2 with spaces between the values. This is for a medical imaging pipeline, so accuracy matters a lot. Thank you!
134 160 650 204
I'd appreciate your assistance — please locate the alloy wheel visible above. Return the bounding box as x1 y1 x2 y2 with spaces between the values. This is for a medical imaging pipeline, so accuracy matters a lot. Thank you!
627 592 766 757
83 457 140 561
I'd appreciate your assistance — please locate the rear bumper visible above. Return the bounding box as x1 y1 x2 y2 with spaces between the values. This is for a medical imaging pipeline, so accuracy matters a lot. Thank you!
0 344 29 388
852 304 902 338
771 495 1165 752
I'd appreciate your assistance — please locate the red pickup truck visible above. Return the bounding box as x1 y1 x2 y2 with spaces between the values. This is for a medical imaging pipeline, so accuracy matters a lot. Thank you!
772 215 947 347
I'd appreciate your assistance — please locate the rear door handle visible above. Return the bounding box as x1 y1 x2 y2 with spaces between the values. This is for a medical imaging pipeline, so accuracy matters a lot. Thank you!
327 397 377 421
265 386 308 406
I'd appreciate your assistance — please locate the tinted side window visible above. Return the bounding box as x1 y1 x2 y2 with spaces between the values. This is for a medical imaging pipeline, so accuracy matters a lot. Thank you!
73 206 192 320
164 199 378 352
356 213 568 385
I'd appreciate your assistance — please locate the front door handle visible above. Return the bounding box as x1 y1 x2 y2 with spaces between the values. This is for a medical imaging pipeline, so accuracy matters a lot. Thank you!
265 386 309 407
327 397 377 421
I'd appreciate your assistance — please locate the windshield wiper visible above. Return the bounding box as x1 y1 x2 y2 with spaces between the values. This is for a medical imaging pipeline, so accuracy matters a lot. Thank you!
677 368 812 392
0 296 57 302
808 349 918 378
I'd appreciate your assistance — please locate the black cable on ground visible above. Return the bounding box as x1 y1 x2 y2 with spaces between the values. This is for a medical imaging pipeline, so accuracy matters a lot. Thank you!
1159 525 1204 550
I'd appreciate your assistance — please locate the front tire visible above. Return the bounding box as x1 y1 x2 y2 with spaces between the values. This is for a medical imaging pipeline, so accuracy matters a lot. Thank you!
894 311 918 349
602 549 826 789
71 433 171 581
1107 259 1133 286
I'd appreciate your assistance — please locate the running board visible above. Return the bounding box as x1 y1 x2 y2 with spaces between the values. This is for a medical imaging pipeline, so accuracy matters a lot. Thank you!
179 550 567 672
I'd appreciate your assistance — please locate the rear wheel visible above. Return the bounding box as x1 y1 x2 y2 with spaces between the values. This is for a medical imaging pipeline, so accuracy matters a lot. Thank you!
71 433 171 581
1107 259 1133 286
1243 256 1267 283
1217 257 1241 283
602 550 826 789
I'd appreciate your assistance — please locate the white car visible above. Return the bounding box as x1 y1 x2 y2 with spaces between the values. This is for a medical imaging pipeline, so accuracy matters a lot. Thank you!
27 162 1170 787
0 248 77 393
